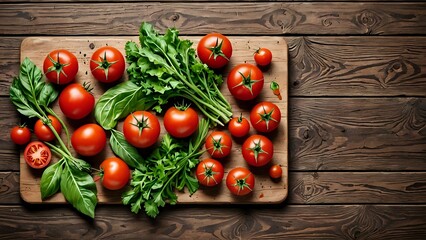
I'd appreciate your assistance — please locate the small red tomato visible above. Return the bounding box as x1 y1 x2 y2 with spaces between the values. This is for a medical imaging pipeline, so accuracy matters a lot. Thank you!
10 125 31 145
164 105 199 138
227 63 264 101
250 101 281 133
197 33 232 69
24 141 51 169
226 167 255 196
34 115 62 142
71 123 106 156
99 157 131 190
254 48 272 66
205 131 232 158
228 113 250 138
59 83 95 120
269 165 283 179
196 158 224 187
43 49 79 85
242 135 274 167
123 111 161 148
90 46 125 83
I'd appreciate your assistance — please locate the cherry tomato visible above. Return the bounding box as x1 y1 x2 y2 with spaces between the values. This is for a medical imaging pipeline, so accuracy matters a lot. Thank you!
99 157 131 190
71 123 106 156
205 131 232 158
227 63 264 100
164 105 199 138
43 49 78 85
250 101 281 133
254 48 272 66
228 114 250 138
34 115 62 142
197 33 232 69
196 158 224 187
226 167 255 196
123 111 160 148
24 141 51 169
269 165 283 179
10 125 31 145
242 135 274 167
90 46 125 83
59 83 95 120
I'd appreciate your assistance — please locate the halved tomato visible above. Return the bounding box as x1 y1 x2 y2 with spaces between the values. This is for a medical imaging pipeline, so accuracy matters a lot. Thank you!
24 141 51 169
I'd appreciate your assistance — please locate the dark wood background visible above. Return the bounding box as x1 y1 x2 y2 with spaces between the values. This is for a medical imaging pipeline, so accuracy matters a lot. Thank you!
1 1 426 239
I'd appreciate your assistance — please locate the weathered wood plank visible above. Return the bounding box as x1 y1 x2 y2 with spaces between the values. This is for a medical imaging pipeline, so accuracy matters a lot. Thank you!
3 171 426 205
1 36 426 97
0 3 425 35
0 205 425 239
2 0 423 2
2 97 425 171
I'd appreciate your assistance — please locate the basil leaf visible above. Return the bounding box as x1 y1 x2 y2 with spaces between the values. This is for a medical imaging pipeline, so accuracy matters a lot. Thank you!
40 160 63 199
18 58 44 104
39 83 58 107
9 78 40 118
110 129 146 171
61 163 97 218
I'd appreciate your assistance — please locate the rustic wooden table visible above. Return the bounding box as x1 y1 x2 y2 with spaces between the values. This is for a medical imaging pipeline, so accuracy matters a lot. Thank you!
1 1 426 239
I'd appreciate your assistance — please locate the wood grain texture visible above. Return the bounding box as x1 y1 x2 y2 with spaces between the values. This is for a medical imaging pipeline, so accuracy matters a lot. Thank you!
0 3 426 35
1 36 426 97
0 205 425 239
0 172 20 204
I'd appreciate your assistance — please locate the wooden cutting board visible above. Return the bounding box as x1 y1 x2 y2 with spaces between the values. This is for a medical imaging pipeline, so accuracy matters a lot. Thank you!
19 36 288 205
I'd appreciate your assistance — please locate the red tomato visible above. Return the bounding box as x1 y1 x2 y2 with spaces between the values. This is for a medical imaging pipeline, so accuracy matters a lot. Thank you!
71 124 106 156
228 114 250 138
90 46 125 83
24 141 51 169
10 125 31 145
59 83 95 120
205 131 232 158
254 48 272 66
242 135 274 167
196 158 224 187
164 106 199 138
43 49 78 85
226 167 255 196
99 157 131 190
123 111 160 148
250 101 281 133
227 63 264 100
269 165 283 179
34 115 62 142
197 33 232 69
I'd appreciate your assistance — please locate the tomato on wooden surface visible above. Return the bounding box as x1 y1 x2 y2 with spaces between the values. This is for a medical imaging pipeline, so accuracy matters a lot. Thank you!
123 111 160 148
10 125 31 145
34 115 62 142
205 131 232 158
164 105 199 138
90 46 125 83
228 113 250 138
250 101 281 133
197 33 232 69
226 167 255 196
269 164 283 179
227 63 264 100
196 158 224 187
71 123 106 156
24 141 51 169
254 47 272 66
59 83 95 120
43 49 78 85
242 134 274 167
99 157 131 190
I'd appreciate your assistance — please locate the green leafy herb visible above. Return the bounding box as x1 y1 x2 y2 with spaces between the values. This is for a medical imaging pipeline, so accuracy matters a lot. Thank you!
40 160 63 199
110 129 146 171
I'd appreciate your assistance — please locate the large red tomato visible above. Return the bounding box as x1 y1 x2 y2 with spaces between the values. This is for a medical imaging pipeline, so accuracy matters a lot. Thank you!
24 141 51 169
197 33 232 69
123 111 160 148
90 46 125 83
71 123 106 156
59 83 95 120
43 49 78 85
196 158 224 187
226 167 255 196
205 131 232 158
34 115 62 142
99 157 131 190
163 105 199 138
227 63 264 100
242 134 274 167
250 101 281 133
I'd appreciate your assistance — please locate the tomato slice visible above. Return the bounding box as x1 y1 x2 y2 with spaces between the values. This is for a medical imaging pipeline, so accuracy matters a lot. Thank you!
24 141 51 169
